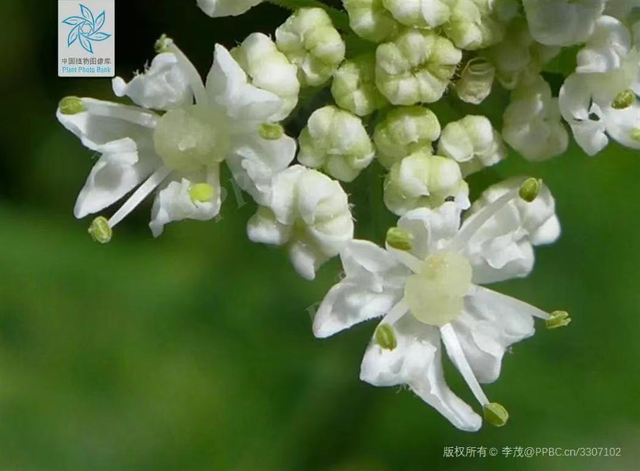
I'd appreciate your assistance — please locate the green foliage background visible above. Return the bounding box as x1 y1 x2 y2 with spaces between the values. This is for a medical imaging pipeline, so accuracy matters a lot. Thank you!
0 1 639 469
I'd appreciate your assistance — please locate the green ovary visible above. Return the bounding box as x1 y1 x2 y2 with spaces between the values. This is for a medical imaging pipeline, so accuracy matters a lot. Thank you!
154 105 228 172
404 252 472 326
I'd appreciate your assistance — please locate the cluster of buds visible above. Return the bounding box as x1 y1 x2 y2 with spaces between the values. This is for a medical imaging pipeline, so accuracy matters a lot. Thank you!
56 0 640 432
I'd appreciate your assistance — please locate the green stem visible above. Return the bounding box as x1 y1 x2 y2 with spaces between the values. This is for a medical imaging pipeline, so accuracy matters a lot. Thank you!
266 0 350 31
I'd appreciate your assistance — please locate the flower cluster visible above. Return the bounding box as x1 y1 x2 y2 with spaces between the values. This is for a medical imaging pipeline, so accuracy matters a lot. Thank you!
57 0 640 431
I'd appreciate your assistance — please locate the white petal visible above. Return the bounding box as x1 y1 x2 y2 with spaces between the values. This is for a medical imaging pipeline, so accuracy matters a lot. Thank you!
288 239 326 281
227 133 297 206
206 45 282 122
112 53 193 110
197 0 263 17
396 203 462 259
247 206 292 246
149 166 222 237
603 103 640 150
360 316 482 432
313 240 408 338
576 16 632 74
74 141 160 219
451 287 535 384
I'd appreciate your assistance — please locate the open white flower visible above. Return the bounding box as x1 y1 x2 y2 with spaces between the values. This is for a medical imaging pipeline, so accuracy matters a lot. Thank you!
383 151 470 216
231 33 301 122
560 49 640 155
522 0 607 46
248 165 354 280
197 0 263 18
502 75 569 161
57 38 296 240
313 179 567 431
437 115 507 176
576 15 632 74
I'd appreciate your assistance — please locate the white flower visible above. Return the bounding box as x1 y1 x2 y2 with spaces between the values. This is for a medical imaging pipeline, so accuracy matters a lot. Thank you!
231 33 301 122
382 0 451 28
197 0 263 18
313 179 566 431
576 16 632 74
437 115 507 176
343 0 401 43
559 50 640 155
502 75 569 161
248 165 354 280
375 29 462 106
57 38 296 240
298 106 375 182
373 106 442 169
605 0 640 21
383 151 470 216
275 8 346 87
331 53 388 117
483 18 560 90
522 0 607 46
455 57 496 105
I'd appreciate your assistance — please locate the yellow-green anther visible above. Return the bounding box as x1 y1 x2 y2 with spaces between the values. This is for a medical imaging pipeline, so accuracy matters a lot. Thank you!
630 128 640 142
386 227 414 251
612 89 635 110
546 310 571 330
155 34 172 53
259 123 284 141
375 324 397 351
89 217 112 244
519 178 542 203
59 96 86 115
483 402 509 427
189 183 216 203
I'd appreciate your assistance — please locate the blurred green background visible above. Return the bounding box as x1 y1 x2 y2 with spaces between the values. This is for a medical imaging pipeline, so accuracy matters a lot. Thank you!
1 0 639 470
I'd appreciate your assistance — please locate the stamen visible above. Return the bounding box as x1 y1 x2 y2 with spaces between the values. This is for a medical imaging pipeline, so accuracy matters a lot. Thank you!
470 286 551 320
88 216 112 244
483 402 509 427
59 96 86 115
107 167 172 229
386 227 414 251
448 179 540 252
381 300 409 326
631 128 640 142
393 250 423 273
259 123 284 141
546 310 571 330
440 323 489 407
375 324 398 350
189 183 216 203
83 100 159 128
166 40 208 106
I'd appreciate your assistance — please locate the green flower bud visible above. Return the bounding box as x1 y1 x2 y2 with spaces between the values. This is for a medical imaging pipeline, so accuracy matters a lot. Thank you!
189 183 216 203
612 89 636 110
331 54 388 117
437 115 507 176
483 402 509 427
343 0 400 43
376 29 462 106
375 323 398 350
546 311 571 330
383 151 468 216
276 8 346 87
298 106 375 182
444 0 505 51
89 217 112 244
519 178 542 203
59 96 86 115
383 0 451 28
373 106 441 169
386 227 414 251
455 58 495 105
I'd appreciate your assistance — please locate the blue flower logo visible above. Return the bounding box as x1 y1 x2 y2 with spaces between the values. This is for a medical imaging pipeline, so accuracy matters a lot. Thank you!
62 4 111 54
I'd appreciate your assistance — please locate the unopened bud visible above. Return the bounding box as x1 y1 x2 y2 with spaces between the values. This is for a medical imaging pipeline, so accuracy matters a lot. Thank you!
546 311 571 330
456 58 496 105
88 217 112 244
484 402 509 427
375 324 397 351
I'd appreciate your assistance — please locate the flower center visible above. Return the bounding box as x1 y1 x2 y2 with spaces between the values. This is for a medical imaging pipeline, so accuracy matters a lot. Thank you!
404 251 472 326
153 105 228 172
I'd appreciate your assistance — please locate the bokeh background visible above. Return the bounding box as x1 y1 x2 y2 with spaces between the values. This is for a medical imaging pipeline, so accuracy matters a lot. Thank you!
1 0 639 470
